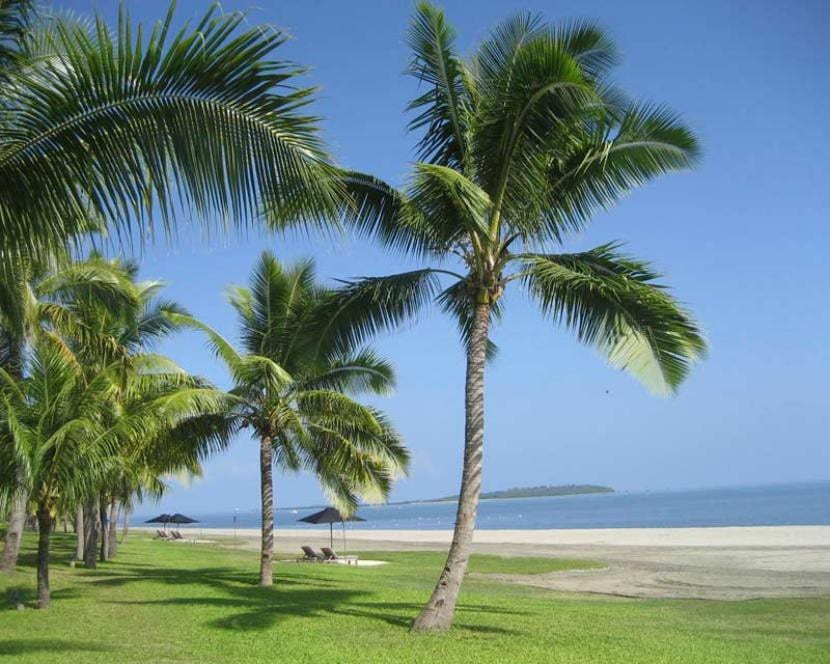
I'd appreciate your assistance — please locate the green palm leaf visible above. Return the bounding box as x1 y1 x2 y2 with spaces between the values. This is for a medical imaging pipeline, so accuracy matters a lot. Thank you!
0 2 337 256
406 1 472 168
520 244 706 394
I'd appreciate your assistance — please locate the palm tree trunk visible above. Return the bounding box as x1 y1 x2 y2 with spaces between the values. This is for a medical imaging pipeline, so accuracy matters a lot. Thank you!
1 350 26 573
36 506 52 609
99 498 109 561
108 500 118 558
1 470 27 573
412 301 490 632
83 497 100 568
259 434 274 586
120 507 130 544
74 505 84 561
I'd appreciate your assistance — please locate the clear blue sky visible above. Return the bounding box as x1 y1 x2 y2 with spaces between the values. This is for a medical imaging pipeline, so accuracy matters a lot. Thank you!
59 1 829 512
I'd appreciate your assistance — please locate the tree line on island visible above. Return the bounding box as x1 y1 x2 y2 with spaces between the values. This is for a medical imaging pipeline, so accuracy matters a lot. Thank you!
0 0 704 632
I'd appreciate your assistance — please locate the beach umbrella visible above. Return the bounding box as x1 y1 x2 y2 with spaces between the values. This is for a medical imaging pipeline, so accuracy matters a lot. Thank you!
168 513 199 532
297 507 365 550
144 513 172 530
169 513 199 525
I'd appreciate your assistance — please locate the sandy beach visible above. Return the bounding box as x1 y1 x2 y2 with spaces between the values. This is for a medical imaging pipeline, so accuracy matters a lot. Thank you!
139 525 830 600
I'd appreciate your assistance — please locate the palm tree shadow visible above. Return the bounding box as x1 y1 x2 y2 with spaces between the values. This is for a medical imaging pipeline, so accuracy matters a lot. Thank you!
331 601 527 635
93 561 529 634
117 583 367 632
96 562 367 631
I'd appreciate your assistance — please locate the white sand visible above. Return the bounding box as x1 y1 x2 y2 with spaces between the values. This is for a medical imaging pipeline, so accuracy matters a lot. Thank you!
142 525 830 547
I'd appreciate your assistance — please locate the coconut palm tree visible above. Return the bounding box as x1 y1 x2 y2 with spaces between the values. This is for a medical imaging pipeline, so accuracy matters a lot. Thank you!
0 334 228 608
172 252 409 586
339 2 707 631
0 253 139 571
0 0 336 259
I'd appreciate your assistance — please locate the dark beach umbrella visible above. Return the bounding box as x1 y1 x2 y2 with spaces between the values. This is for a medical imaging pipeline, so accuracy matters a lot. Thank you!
169 513 199 529
297 507 365 549
144 513 172 530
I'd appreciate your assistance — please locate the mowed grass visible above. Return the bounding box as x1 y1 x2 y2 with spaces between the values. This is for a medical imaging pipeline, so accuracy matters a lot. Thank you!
0 532 828 663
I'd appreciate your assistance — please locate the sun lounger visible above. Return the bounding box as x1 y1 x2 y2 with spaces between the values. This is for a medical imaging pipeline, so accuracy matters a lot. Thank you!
156 529 169 540
321 547 358 565
299 545 324 562
171 531 184 540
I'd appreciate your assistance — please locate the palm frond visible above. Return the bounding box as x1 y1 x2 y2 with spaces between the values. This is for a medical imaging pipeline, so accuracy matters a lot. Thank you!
0 1 336 256
529 102 699 243
474 25 599 223
317 270 442 357
520 244 706 394
406 1 473 169
408 163 492 246
302 348 395 395
0 0 33 79
551 20 618 82
336 170 444 259
165 311 244 375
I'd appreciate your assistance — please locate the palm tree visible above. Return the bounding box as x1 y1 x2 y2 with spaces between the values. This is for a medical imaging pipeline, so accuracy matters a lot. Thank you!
0 253 138 571
0 335 228 608
0 0 336 259
173 252 409 586
339 2 706 631
0 0 340 567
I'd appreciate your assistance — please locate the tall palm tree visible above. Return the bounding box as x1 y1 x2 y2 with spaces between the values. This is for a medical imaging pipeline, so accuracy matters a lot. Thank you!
173 252 409 586
0 335 228 608
0 253 138 571
339 2 706 631
0 0 336 259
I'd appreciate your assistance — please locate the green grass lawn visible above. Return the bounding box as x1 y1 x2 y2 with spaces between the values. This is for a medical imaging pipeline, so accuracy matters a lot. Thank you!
1 533 828 663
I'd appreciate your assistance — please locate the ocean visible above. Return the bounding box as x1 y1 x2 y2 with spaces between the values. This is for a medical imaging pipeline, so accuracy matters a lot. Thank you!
143 481 830 531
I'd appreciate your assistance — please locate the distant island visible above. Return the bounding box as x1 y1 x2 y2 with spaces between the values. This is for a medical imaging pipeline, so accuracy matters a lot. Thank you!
278 484 614 511
424 484 614 503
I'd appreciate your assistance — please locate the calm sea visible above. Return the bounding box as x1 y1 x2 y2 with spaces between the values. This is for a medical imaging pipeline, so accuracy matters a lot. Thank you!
147 482 830 531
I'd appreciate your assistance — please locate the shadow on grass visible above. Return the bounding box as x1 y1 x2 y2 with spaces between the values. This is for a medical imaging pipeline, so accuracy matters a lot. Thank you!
0 640 114 656
103 563 371 632
330 601 525 635
91 561 527 635
8 535 531 637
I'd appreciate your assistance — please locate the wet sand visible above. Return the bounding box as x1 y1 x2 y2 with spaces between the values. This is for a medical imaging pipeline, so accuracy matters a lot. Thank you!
139 525 830 600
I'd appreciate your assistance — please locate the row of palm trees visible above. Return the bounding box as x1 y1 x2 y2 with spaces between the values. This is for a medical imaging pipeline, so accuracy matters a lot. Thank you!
0 254 232 607
0 0 705 629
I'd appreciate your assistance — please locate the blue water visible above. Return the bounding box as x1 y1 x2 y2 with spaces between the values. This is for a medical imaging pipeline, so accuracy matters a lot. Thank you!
145 482 830 530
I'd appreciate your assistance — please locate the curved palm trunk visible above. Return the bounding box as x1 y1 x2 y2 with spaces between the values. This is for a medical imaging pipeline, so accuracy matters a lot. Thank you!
259 434 274 586
412 301 490 632
36 506 52 609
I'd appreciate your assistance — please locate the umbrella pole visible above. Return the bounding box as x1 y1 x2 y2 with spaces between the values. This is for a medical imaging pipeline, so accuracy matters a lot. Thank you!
329 523 333 549
342 521 346 554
